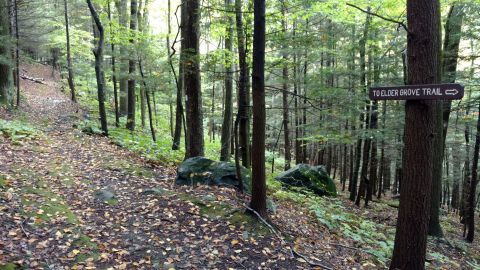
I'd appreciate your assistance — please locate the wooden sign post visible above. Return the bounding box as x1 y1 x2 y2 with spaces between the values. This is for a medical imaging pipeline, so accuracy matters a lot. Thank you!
369 83 464 100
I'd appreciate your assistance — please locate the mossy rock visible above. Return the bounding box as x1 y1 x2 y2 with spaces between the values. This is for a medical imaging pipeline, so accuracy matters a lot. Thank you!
275 164 336 196
176 157 251 193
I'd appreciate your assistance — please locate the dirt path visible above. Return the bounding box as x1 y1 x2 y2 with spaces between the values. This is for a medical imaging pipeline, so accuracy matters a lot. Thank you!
0 64 310 269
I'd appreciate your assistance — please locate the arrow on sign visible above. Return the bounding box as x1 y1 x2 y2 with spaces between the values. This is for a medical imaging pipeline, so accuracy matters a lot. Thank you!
445 89 458 95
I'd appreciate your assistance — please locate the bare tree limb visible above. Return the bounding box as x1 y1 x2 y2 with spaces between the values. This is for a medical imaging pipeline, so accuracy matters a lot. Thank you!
346 3 409 33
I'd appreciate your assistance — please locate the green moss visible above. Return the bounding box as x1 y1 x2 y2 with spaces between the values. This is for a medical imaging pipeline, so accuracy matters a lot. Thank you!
106 198 119 206
0 119 40 142
72 235 100 263
0 263 17 270
0 174 7 189
22 185 78 225
73 234 97 249
228 211 271 236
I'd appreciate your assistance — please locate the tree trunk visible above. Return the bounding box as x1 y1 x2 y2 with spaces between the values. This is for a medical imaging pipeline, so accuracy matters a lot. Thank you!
115 0 128 116
87 0 108 136
0 0 11 105
281 2 291 170
64 0 76 103
184 0 204 158
390 0 441 268
250 0 267 218
108 2 120 127
220 0 234 161
13 0 19 106
354 10 371 206
235 0 250 167
139 61 156 142
126 0 137 131
172 0 184 150
466 100 480 242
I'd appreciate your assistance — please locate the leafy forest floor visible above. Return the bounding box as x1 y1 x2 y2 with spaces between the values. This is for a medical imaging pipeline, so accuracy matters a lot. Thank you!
1 63 480 269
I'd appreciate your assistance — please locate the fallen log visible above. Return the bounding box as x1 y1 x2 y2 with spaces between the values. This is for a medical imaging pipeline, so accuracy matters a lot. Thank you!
20 74 46 85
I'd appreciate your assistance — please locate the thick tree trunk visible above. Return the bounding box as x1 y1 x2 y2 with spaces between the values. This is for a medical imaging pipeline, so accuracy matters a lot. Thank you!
184 0 204 158
87 0 108 136
220 0 234 161
250 0 267 218
64 0 76 103
390 0 441 268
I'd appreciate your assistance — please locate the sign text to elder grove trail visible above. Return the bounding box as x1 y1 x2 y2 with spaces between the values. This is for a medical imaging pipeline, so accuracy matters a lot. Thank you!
369 83 464 101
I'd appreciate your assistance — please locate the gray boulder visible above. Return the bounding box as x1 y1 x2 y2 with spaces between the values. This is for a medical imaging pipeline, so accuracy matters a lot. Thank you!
275 164 336 196
176 157 251 192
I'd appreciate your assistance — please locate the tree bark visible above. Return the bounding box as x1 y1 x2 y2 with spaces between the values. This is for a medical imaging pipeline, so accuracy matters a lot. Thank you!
13 0 19 106
390 0 441 268
235 0 250 167
250 0 267 218
220 0 234 162
108 2 120 127
126 0 137 131
281 2 291 170
0 0 12 105
64 0 76 103
115 0 128 116
466 100 480 242
87 0 108 136
172 0 184 150
184 0 204 158
354 10 371 206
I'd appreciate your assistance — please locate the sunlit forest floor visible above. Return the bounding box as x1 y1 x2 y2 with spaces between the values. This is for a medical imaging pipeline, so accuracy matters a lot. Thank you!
1 63 480 269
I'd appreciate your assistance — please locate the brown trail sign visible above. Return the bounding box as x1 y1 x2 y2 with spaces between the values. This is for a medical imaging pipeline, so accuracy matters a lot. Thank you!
369 83 464 100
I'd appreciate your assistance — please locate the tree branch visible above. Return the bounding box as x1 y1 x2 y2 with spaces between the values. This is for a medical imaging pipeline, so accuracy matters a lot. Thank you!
346 3 409 33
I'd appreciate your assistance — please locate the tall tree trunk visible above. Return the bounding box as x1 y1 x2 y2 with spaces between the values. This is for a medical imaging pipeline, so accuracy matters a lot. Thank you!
137 0 148 129
281 2 291 170
250 0 267 218
466 101 480 242
64 0 76 103
126 0 137 131
115 0 128 116
378 100 387 198
235 0 250 167
184 0 204 158
428 4 465 237
354 10 371 206
390 0 441 268
108 2 120 127
172 0 184 150
220 0 234 161
0 0 11 105
87 0 108 136
139 61 156 142
14 0 19 106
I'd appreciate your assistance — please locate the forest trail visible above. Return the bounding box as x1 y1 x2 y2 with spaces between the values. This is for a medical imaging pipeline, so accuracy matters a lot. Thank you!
0 64 331 269
3 64 476 270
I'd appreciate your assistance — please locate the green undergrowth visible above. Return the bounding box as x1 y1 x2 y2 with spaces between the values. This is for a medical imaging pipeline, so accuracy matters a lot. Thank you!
0 119 41 144
271 180 394 266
